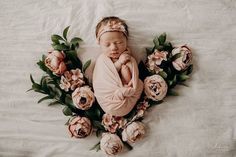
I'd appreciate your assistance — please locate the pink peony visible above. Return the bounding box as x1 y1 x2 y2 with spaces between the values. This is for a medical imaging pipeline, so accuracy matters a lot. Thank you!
72 86 95 110
144 75 168 101
100 133 123 156
44 50 67 75
122 121 145 143
171 45 192 71
68 116 92 138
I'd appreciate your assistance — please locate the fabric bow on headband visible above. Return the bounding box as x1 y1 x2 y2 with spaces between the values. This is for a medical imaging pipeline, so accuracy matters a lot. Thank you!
97 20 128 42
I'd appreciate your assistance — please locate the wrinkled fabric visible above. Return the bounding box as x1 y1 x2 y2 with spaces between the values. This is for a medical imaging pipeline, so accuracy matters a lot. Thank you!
93 53 143 116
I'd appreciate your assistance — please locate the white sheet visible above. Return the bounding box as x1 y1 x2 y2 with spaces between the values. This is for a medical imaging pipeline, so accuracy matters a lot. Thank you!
0 0 235 156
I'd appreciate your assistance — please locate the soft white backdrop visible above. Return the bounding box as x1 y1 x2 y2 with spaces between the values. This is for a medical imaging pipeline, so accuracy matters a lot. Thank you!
0 0 235 157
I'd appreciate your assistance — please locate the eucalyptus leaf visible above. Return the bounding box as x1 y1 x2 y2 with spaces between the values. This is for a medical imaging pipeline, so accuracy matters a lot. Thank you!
158 32 166 45
63 106 73 116
82 59 91 73
63 26 70 40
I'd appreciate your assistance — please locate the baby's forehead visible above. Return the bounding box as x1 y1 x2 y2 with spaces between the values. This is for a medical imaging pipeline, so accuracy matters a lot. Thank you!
100 31 127 42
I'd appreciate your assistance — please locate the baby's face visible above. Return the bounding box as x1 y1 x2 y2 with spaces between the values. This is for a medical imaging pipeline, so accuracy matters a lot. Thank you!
99 32 127 60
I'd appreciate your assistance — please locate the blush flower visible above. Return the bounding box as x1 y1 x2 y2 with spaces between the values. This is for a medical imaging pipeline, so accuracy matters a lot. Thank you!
59 69 84 92
68 116 92 138
122 121 145 143
102 113 127 133
147 50 168 73
44 50 67 75
100 133 123 156
72 86 95 110
171 45 192 71
144 75 168 101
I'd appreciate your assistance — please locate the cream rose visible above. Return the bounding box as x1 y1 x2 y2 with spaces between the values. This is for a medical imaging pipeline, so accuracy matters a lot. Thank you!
147 50 168 73
100 133 123 156
72 86 95 110
171 45 192 71
144 75 168 101
68 116 92 138
45 50 67 75
122 121 145 143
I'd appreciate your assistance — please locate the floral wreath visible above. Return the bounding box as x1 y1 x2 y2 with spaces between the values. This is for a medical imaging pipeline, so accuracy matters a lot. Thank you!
28 26 193 156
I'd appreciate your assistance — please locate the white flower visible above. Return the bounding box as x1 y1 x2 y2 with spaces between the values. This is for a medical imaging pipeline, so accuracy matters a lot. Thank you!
171 45 192 71
68 116 92 138
72 86 95 110
147 50 168 73
122 122 145 143
144 75 168 101
100 133 123 156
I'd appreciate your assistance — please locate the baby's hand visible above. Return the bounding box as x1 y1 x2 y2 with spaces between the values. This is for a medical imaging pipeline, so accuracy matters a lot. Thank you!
119 53 130 65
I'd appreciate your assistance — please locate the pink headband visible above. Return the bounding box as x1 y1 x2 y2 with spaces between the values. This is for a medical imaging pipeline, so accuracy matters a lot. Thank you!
97 20 128 42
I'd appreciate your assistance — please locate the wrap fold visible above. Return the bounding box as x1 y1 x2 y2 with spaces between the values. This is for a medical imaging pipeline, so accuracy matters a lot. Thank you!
93 53 143 116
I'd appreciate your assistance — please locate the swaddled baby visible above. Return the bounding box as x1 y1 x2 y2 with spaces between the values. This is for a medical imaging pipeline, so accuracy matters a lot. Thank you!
93 16 143 116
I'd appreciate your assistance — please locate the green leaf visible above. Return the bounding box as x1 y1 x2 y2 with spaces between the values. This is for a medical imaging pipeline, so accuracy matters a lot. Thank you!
82 59 91 73
63 26 70 40
92 121 105 130
159 71 168 79
156 45 164 51
153 36 159 47
48 100 61 106
52 44 69 51
123 142 133 150
26 88 33 92
30 74 35 84
148 99 163 106
51 34 64 43
90 142 100 152
179 74 189 81
38 96 52 103
71 37 82 45
158 32 166 45
37 60 47 72
32 83 41 90
167 90 179 96
187 64 193 75
171 53 182 61
63 106 73 116
146 47 153 55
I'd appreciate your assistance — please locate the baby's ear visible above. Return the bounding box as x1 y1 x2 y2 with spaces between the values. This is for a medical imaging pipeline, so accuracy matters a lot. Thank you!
125 48 131 54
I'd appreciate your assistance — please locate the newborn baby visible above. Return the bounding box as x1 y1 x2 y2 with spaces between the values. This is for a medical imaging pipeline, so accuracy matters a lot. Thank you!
93 16 143 116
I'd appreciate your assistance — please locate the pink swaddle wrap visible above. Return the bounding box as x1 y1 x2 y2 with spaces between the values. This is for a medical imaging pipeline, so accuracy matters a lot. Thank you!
93 53 143 116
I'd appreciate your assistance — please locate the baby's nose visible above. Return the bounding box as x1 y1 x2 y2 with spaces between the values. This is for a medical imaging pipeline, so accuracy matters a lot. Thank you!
110 43 118 50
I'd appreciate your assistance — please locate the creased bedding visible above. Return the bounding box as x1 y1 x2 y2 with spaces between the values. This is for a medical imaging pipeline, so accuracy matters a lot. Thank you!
0 0 236 157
